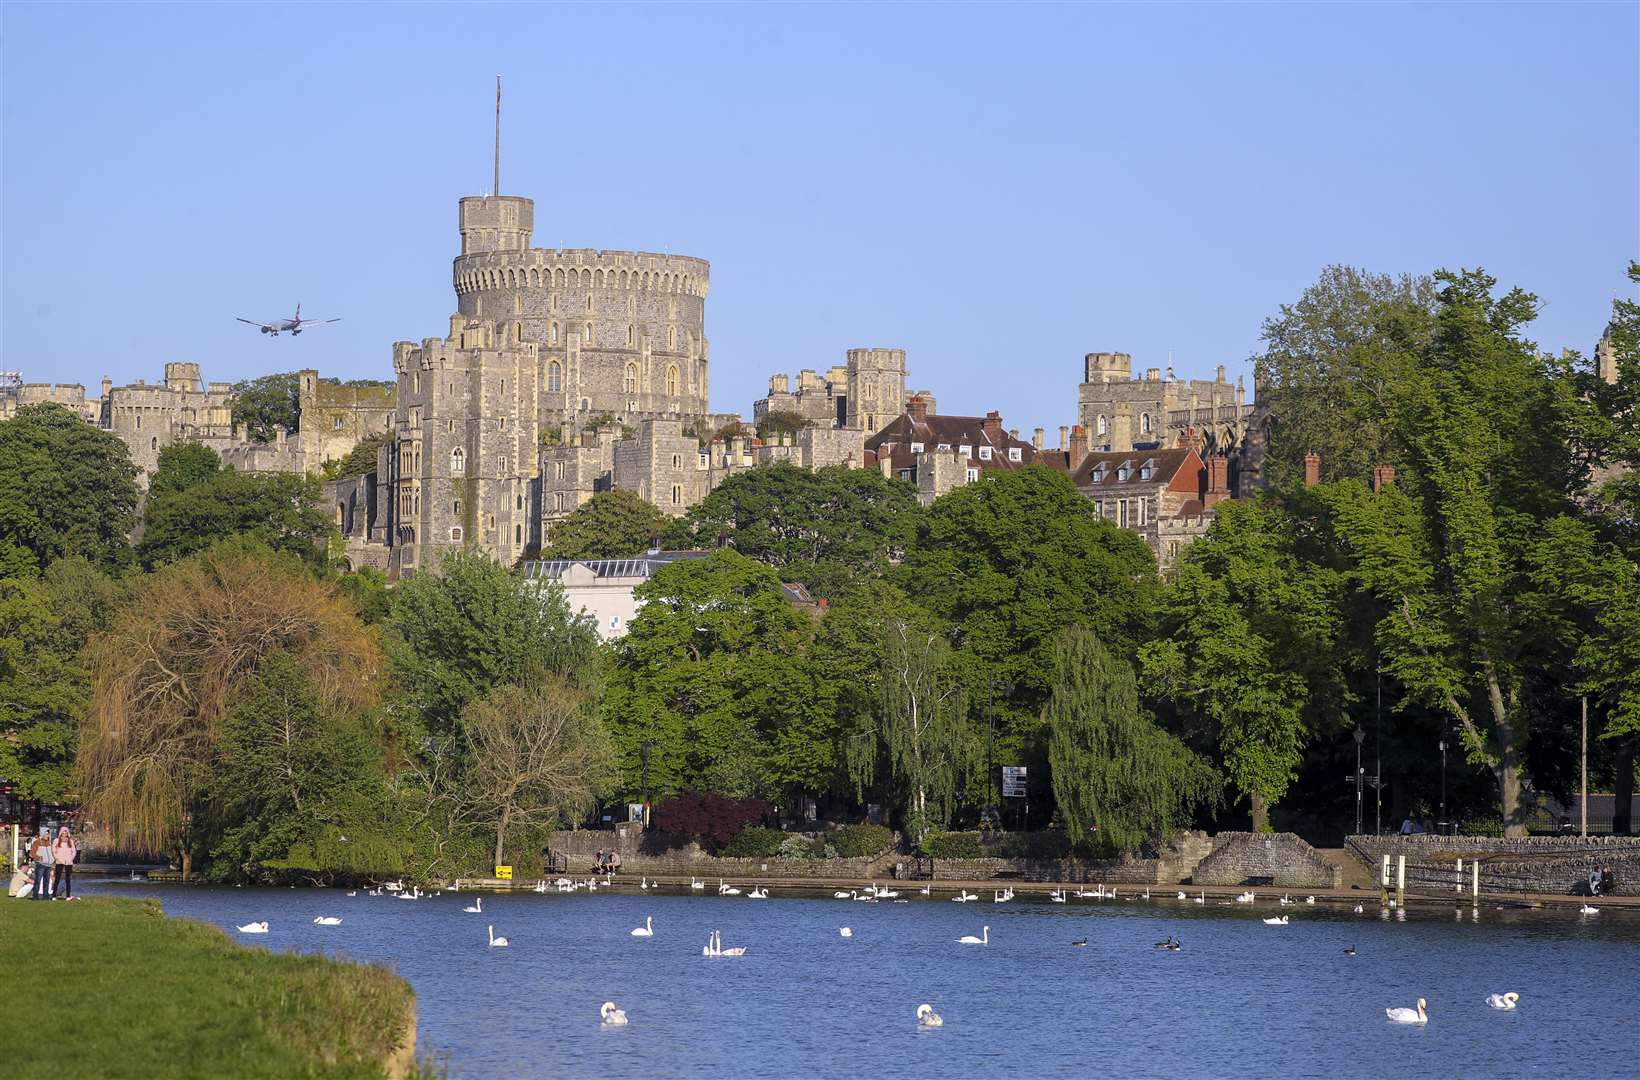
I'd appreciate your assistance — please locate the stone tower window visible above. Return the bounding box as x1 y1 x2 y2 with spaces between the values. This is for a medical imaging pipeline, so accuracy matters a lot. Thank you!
451 447 466 475
453 499 462 516
671 484 682 506
450 526 463 542
548 361 563 393
550 322 559 344
628 295 636 316
1097 415 1108 436
585 294 594 313
666 364 680 396
628 325 636 346
584 323 593 344
1140 412 1152 435
671 453 682 468
668 326 676 349
624 363 638 395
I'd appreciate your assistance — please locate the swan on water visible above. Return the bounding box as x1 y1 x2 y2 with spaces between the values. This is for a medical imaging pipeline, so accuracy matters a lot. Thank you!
1050 888 1066 903
690 877 705 890
1305 896 1316 904
487 925 509 948
834 891 852 899
839 927 853 938
630 915 653 937
1194 891 1205 904
1486 992 1519 1009
1262 914 1290 926
600 1001 629 1025
1176 891 1187 900
1235 891 1255 904
312 916 342 926
1385 998 1428 1024
920 885 931 896
958 926 990 945
1279 894 1294 906
345 891 357 897
463 898 482 914
952 891 977 903
747 887 768 899
236 922 269 934
1580 903 1600 915
1353 904 1364 914
917 1004 943 1027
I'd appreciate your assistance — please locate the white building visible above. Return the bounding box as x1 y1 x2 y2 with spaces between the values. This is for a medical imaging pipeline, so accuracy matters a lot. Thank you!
521 551 708 640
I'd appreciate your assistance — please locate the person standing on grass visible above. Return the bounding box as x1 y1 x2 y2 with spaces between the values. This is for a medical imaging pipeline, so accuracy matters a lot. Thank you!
30 827 54 901
51 827 77 899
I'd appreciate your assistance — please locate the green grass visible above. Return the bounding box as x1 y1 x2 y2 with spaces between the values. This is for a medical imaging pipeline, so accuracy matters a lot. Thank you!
0 896 418 1079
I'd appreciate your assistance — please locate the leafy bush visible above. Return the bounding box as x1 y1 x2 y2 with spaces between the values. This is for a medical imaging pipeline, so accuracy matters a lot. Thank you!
777 835 825 859
652 789 770 853
924 831 983 858
723 826 785 858
828 823 892 858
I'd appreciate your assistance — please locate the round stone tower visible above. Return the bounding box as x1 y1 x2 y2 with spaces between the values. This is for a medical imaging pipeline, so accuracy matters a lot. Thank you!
452 195 710 427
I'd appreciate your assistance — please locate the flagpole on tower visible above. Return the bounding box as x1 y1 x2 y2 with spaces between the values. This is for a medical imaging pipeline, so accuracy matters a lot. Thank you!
494 75 502 197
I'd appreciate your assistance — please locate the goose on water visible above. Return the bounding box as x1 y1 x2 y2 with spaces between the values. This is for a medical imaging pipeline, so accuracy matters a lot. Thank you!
1385 998 1428 1024
1343 945 1356 956
600 1001 629 1025
630 915 653 938
1071 937 1088 947
1153 934 1175 949
916 1004 943 1027
236 921 269 934
1486 992 1519 1010
958 926 989 945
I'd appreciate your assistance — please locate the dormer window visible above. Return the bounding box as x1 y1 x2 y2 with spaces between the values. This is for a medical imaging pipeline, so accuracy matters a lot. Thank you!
1140 458 1155 481
979 446 993 461
958 444 971 457
1091 464 1107 483
1008 447 1022 462
1118 464 1131 482
911 441 924 453
937 443 951 451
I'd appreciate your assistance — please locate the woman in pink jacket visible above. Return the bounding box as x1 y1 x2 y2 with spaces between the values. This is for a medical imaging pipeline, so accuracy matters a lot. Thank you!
51 827 77 899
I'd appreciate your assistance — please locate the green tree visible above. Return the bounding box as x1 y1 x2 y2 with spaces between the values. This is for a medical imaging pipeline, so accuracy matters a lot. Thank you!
1047 624 1219 851
545 489 671 560
669 463 920 596
0 403 138 576
1327 270 1586 836
321 431 390 482
336 567 392 625
384 549 601 744
845 601 969 843
756 409 812 441
457 677 616 867
603 551 817 801
147 442 223 500
137 471 334 571
231 372 301 442
1140 496 1349 830
1252 265 1436 488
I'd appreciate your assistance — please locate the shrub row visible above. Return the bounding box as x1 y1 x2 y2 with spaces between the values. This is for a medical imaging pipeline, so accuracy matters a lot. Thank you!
923 831 1074 860
718 822 893 860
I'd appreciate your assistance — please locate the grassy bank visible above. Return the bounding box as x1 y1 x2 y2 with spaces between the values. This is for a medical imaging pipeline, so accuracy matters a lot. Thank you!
0 896 418 1079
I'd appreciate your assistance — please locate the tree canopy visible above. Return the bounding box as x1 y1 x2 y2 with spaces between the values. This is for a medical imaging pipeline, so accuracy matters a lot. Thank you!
545 489 672 560
137 470 334 571
230 372 302 442
147 442 224 500
0 403 138 576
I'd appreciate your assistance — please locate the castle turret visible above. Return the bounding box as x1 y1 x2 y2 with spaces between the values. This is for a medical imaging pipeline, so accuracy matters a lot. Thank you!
458 195 534 255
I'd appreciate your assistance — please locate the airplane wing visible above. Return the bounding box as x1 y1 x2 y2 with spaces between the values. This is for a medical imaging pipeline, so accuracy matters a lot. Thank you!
235 317 272 327
298 318 342 327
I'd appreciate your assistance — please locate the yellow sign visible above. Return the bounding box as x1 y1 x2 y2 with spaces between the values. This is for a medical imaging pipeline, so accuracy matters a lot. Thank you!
495 864 513 880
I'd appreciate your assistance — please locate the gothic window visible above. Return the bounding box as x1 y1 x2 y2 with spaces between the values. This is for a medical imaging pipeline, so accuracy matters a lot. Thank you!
671 484 682 506
550 322 559 344
584 323 593 343
585 294 594 313
666 364 679 396
150 436 157 451
668 326 676 349
135 414 141 430
628 325 635 346
1140 412 1152 434
548 361 563 393
624 363 638 395
1097 414 1108 436
515 524 522 544
451 447 466 475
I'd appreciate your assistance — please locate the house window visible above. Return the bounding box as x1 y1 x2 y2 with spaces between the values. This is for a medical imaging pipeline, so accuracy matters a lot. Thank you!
450 526 463 542
898 469 913 481
966 467 980 482
610 615 622 629
979 446 993 461
1140 459 1154 481
333 417 344 430
1118 465 1131 482
911 441 924 453
548 361 562 392
1007 447 1022 462
450 447 465 475
1119 500 1131 528
958 444 971 457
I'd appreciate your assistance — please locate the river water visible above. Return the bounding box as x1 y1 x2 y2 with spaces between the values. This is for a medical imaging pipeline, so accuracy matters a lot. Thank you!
84 880 1639 1079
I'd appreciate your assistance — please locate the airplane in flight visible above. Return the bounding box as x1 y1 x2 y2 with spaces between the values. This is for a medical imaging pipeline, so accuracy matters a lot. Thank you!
235 304 340 336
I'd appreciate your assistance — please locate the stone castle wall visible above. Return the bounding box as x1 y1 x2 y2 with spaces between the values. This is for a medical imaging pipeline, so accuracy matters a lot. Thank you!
1191 832 1342 888
1347 834 1640 897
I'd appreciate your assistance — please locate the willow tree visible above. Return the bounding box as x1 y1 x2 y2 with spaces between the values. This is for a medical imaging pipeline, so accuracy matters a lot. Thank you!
1047 625 1219 852
458 677 616 867
847 605 969 843
77 541 380 876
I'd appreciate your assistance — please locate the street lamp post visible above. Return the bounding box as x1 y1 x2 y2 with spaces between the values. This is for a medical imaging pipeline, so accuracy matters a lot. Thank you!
1354 727 1366 837
639 741 656 827
1439 737 1447 836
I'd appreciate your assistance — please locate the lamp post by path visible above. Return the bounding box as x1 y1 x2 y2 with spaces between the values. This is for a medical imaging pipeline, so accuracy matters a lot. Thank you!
1355 727 1366 836
639 741 656 827
1438 737 1447 835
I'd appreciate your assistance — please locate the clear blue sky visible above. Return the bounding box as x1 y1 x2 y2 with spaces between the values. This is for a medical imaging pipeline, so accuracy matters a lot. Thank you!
4 2 1635 432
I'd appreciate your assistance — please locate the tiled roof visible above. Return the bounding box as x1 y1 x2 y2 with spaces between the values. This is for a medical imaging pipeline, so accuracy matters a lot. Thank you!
1073 448 1199 492
519 550 710 581
866 412 1040 470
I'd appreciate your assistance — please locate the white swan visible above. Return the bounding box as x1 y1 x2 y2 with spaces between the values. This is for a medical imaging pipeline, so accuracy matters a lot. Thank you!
1049 888 1066 903
1580 903 1600 915
834 890 852 899
600 1001 629 1025
345 891 357 897
487 925 509 948
312 916 342 926
630 915 653 937
1177 891 1187 900
919 885 931 896
1262 915 1290 926
463 897 482 914
1486 992 1519 1009
1235 891 1255 903
917 1003 943 1027
1385 998 1428 1024
1194 891 1205 904
958 926 989 945
236 921 269 934
1305 895 1316 904
952 891 977 903
748 887 769 899
1353 904 1364 914
690 877 705 890
839 927 852 938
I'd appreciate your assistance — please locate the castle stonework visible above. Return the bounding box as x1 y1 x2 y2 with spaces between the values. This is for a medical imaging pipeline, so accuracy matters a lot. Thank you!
1077 352 1252 457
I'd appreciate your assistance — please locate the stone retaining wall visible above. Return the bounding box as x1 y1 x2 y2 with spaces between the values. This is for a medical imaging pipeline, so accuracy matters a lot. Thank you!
1347 834 1640 896
929 857 1164 884
1191 832 1342 888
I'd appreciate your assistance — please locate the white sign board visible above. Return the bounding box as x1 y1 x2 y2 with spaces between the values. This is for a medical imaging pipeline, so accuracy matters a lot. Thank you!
1001 766 1028 798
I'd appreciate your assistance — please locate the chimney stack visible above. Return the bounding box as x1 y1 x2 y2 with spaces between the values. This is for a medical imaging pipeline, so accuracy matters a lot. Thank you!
1058 425 1069 450
1205 453 1229 507
1033 427 1044 451
1178 425 1202 453
1304 451 1321 487
906 394 929 424
983 410 1003 443
1068 424 1087 467
1372 463 1396 492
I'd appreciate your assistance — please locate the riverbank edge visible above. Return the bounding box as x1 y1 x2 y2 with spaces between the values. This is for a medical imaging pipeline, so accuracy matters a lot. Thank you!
0 896 421 1079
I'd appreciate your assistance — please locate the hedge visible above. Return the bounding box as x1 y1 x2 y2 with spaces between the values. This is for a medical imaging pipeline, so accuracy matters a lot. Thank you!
828 823 892 858
722 826 785 858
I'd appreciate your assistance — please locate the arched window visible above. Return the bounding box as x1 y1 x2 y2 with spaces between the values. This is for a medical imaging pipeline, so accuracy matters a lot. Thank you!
450 526 463 542
624 363 639 394
583 322 593 343
450 447 465 475
547 361 563 393
550 322 559 344
1140 412 1152 435
627 324 635 346
585 294 594 313
149 436 157 451
666 364 679 396
1097 414 1108 436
